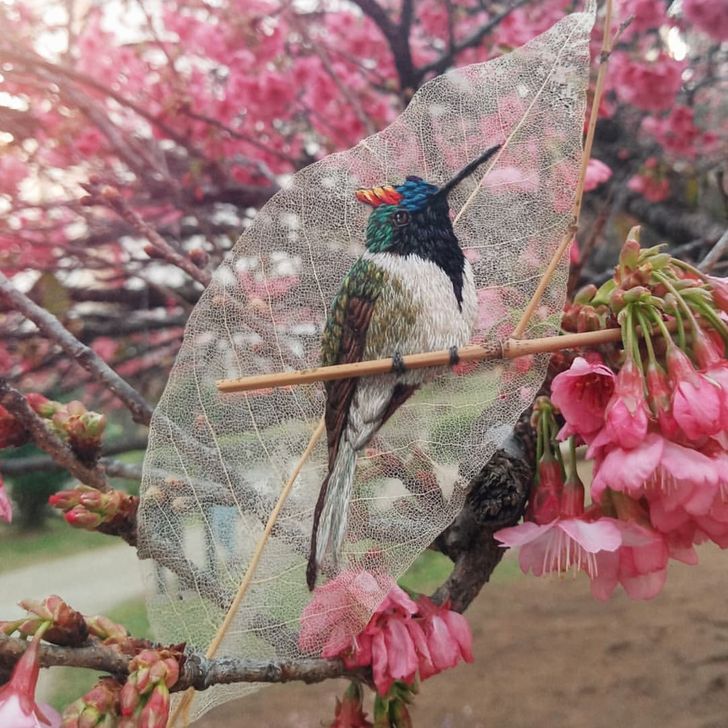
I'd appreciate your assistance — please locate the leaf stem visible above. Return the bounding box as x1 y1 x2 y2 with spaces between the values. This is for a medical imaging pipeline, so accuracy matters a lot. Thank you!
510 0 613 339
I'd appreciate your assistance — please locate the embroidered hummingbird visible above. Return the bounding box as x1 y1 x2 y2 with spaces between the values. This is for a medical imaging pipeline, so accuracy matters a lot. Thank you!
307 145 501 589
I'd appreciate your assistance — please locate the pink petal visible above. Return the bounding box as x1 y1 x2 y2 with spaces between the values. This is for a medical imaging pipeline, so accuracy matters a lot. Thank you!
0 480 11 524
591 434 664 499
621 570 667 600
441 610 474 663
558 518 622 553
377 585 418 617
589 550 619 601
493 520 555 548
406 620 435 679
383 618 418 684
425 614 460 672
371 630 394 696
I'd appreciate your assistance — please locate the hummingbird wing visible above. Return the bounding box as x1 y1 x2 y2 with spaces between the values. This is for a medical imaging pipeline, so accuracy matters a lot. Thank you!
320 257 385 467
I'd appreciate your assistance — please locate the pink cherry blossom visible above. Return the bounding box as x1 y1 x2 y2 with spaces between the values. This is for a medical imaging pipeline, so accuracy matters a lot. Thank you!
583 159 612 191
0 155 29 197
494 516 622 578
597 357 650 450
550 356 615 439
667 344 724 440
620 0 667 35
627 172 670 202
590 519 668 601
300 571 473 695
683 0 728 41
415 596 473 679
591 433 720 513
0 634 61 727
0 475 11 523
641 106 702 159
298 570 398 659
611 52 684 112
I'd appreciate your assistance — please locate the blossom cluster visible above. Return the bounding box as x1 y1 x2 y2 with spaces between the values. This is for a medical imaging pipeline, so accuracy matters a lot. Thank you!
0 595 181 728
49 485 137 534
299 571 472 698
496 227 728 600
0 395 107 525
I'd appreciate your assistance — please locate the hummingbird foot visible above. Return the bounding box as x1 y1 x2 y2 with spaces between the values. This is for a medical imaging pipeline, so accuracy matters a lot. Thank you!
448 346 459 366
391 351 406 375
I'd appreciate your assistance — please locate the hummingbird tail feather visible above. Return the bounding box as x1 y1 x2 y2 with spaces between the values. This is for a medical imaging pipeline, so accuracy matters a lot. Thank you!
306 438 357 590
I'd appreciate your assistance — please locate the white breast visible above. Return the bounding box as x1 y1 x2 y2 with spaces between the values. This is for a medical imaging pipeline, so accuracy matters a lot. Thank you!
363 251 477 354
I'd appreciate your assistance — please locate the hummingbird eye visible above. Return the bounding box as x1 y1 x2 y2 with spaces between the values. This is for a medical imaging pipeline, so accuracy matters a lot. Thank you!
392 209 410 227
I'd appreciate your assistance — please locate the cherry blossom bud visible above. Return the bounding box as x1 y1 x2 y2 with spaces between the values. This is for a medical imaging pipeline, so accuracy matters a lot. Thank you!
61 677 121 728
119 675 140 717
48 488 83 510
138 684 170 728
330 682 373 728
188 247 209 268
0 631 62 727
64 506 103 529
0 404 28 448
618 228 641 272
84 615 128 644
17 596 88 646
573 283 597 305
708 276 728 313
26 394 59 418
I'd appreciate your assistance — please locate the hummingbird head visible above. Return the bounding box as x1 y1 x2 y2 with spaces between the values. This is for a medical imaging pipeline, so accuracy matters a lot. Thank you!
355 144 500 257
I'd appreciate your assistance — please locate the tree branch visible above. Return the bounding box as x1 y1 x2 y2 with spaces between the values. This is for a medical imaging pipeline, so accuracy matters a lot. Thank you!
433 412 535 612
0 435 148 476
81 183 212 288
0 379 110 492
699 227 728 273
0 271 154 426
414 0 532 82
350 0 416 94
0 635 367 689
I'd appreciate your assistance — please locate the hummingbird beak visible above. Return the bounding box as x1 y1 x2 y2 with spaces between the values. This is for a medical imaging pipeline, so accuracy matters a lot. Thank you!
355 185 404 207
434 144 501 201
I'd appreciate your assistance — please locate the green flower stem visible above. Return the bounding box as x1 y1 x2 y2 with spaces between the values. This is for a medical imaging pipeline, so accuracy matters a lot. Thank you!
636 307 658 367
674 306 686 349
567 436 578 480
648 306 674 349
688 297 728 348
671 258 708 282
655 271 701 332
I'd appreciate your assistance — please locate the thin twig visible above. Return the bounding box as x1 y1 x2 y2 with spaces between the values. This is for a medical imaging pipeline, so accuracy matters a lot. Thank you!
81 183 212 288
699 228 728 273
0 272 154 426
0 379 110 491
511 0 615 339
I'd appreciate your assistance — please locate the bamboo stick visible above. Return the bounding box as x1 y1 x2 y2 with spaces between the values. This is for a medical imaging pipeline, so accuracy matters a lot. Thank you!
216 327 624 394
